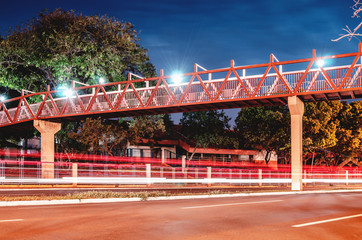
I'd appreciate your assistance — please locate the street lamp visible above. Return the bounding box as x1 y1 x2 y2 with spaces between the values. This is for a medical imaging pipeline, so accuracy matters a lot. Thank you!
99 77 105 84
57 86 73 98
171 72 183 85
63 88 73 98
0 95 5 102
316 59 325 68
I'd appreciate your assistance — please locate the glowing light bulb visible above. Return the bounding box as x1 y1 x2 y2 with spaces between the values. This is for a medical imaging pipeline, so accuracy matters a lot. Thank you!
171 73 183 85
316 59 325 68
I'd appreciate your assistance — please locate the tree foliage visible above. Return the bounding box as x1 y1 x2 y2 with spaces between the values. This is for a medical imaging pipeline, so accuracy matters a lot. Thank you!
303 101 342 149
128 115 166 148
333 0 362 41
180 110 237 149
68 117 129 156
0 9 155 92
0 9 157 149
235 106 289 163
331 101 362 160
65 115 166 156
235 101 362 165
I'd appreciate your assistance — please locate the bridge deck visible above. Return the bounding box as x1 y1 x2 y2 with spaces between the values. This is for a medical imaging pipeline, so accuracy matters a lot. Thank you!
1 48 362 129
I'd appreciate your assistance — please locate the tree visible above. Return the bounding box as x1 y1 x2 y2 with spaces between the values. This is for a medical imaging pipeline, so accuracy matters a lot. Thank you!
0 9 155 93
68 117 130 156
303 101 341 149
180 110 237 149
55 122 86 161
235 106 289 164
67 115 166 156
333 0 362 41
128 115 166 147
331 101 362 162
0 9 157 151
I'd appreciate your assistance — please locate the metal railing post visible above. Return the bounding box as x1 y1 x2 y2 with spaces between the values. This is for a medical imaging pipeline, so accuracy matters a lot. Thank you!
258 169 262 187
90 164 93 177
118 165 122 177
182 156 186 172
104 164 108 177
146 164 151 186
0 161 4 184
346 170 349 186
72 163 78 187
207 167 212 187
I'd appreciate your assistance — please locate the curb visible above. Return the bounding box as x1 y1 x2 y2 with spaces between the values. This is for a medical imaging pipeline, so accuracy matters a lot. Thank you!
1 189 362 207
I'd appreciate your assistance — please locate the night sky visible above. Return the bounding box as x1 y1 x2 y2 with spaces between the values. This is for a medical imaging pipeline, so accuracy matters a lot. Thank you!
0 0 360 124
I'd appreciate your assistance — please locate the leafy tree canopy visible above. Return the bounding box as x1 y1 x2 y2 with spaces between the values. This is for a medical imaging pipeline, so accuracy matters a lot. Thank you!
0 8 155 93
65 115 166 156
331 101 362 159
235 106 289 163
128 115 166 147
303 101 342 149
180 110 237 149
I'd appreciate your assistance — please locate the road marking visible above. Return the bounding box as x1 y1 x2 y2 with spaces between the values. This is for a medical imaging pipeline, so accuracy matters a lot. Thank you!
292 214 362 228
18 205 79 210
181 199 283 209
0 219 23 223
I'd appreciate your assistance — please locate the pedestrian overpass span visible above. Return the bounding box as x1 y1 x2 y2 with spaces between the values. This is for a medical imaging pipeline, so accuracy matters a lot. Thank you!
1 45 362 191
1 46 362 129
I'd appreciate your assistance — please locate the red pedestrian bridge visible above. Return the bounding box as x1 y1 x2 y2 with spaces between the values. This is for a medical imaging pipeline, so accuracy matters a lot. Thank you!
1 45 362 191
1 45 362 129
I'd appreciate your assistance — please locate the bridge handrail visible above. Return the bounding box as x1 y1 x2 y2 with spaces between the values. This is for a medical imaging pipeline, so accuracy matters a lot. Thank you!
1 45 362 127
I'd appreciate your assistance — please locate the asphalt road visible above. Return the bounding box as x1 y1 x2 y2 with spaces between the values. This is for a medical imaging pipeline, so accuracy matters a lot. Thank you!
0 192 361 239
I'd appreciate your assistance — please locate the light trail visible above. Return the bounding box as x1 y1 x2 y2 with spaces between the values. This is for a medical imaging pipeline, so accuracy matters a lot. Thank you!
292 213 362 228
181 200 283 209
2 177 362 185
0 219 23 223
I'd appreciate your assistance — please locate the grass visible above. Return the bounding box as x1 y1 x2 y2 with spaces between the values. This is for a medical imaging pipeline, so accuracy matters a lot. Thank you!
0 189 248 202
0 191 174 202
1 185 361 202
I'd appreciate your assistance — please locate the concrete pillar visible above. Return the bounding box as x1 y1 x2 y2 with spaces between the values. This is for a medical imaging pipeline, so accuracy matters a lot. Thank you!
288 96 304 191
34 120 61 179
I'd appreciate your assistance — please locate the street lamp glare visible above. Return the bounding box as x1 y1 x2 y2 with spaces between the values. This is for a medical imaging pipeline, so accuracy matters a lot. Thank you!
99 77 105 84
63 88 73 98
316 59 325 68
171 72 183 85
0 95 5 102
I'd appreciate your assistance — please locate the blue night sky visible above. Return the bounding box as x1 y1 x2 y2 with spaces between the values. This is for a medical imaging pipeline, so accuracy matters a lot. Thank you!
0 0 360 124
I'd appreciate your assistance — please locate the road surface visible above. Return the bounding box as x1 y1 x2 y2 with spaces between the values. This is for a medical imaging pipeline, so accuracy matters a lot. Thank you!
0 192 361 239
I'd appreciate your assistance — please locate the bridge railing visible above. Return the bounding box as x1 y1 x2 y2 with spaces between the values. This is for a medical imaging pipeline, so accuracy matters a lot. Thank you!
1 46 362 127
1 159 362 186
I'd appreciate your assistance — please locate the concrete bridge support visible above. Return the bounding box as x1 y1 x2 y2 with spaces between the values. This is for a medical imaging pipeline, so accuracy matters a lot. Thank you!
288 96 304 191
34 120 61 179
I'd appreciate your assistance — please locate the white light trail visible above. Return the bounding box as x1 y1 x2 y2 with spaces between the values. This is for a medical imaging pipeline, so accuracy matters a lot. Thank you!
2 177 362 185
0 219 23 223
292 213 362 228
181 200 283 209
